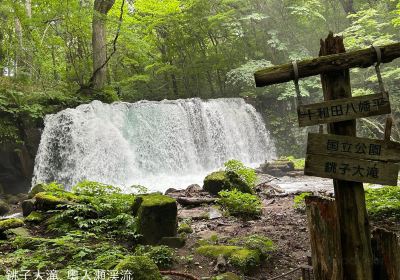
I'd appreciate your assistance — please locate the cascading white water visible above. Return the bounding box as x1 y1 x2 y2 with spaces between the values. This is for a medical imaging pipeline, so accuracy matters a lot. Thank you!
32 98 276 192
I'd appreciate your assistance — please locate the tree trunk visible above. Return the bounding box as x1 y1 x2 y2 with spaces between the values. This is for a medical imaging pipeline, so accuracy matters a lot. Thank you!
305 196 342 280
92 0 115 89
320 32 373 280
372 228 400 280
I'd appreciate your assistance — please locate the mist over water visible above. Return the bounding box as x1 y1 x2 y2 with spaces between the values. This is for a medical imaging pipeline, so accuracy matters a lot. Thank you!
32 98 276 192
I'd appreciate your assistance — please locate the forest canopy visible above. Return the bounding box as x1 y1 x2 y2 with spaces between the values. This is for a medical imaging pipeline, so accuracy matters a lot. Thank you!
0 0 400 155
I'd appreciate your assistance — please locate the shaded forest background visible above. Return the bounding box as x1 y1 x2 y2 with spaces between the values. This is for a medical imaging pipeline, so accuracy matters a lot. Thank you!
1 0 400 157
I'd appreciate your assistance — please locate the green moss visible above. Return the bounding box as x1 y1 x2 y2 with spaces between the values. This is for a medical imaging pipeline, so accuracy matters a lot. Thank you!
203 170 253 195
195 245 242 258
140 193 176 207
29 184 45 198
114 256 162 280
25 211 45 223
230 249 260 272
196 244 260 273
34 192 68 211
203 171 230 195
229 234 275 259
177 223 193 234
137 194 177 244
0 218 24 231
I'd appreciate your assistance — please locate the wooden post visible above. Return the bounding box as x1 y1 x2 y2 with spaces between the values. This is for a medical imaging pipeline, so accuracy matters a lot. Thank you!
371 228 400 280
305 196 342 279
320 33 373 279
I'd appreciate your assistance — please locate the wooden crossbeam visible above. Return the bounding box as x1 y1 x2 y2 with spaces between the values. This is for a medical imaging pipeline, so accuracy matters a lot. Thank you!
254 42 400 87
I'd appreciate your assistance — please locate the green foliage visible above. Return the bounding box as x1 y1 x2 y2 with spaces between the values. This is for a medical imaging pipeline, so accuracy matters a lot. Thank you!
45 181 139 240
134 245 175 269
218 189 262 219
229 234 275 260
177 223 193 234
365 186 400 220
0 218 24 231
293 192 312 212
114 256 162 280
224 159 257 188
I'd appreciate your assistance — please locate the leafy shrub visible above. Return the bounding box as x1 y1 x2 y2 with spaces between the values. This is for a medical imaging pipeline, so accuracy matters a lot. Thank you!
365 186 400 220
218 189 262 219
293 192 312 212
46 181 139 240
229 234 275 259
134 245 175 269
177 223 193 234
224 159 257 187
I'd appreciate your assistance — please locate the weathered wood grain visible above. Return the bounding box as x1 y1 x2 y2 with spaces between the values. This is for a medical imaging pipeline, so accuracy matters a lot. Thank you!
372 228 400 280
305 154 399 185
254 42 400 87
305 196 342 280
306 133 400 162
298 93 391 126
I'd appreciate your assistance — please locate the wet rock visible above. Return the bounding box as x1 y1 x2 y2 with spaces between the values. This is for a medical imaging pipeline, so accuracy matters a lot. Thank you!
28 184 45 199
256 183 285 197
164 188 179 195
203 171 252 195
185 184 202 196
0 199 10 216
209 207 223 220
22 199 35 217
0 218 24 239
259 159 295 177
179 208 208 220
34 193 68 211
137 194 177 244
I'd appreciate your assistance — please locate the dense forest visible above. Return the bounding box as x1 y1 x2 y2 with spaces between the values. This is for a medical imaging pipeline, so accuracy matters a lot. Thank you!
1 0 400 155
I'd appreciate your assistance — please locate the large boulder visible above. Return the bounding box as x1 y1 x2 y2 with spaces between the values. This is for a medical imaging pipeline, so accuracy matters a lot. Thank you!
137 194 177 244
203 171 252 195
22 199 35 216
28 184 45 198
261 159 295 177
114 256 162 280
34 192 68 211
0 199 10 216
0 218 24 239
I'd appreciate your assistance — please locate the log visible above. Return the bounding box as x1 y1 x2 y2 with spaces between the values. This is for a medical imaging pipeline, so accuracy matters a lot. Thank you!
176 197 216 206
254 42 400 87
320 33 373 279
305 196 342 280
372 228 400 280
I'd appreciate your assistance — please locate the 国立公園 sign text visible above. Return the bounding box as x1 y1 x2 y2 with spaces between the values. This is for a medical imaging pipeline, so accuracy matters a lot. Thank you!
297 93 390 127
306 133 400 162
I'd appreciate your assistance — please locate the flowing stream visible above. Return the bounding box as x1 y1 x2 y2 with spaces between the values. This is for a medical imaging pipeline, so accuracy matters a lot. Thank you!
32 98 276 192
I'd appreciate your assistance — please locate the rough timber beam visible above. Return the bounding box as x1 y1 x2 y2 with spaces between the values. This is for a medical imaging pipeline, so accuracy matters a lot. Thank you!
254 42 400 87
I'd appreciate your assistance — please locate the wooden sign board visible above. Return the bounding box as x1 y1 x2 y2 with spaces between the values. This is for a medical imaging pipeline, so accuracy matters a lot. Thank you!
307 133 400 162
305 154 399 186
298 93 391 127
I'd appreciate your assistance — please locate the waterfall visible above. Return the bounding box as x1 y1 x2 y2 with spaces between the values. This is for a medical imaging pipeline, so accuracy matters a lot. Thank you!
32 98 275 192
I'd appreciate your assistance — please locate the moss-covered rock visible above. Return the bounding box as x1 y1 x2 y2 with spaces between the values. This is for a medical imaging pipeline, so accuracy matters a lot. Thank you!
178 223 193 234
229 234 275 260
22 199 35 216
0 218 24 231
212 272 241 280
28 184 45 198
34 192 68 211
203 171 253 195
0 199 10 216
25 211 45 223
137 194 177 244
203 171 229 195
114 256 162 280
229 248 260 272
196 245 260 273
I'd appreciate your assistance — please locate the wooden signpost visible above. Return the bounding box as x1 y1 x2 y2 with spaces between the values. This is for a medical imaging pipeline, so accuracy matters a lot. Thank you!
254 33 400 280
298 93 390 126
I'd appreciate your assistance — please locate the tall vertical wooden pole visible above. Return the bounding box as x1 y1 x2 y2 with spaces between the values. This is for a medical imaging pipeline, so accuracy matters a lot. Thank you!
319 32 373 279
